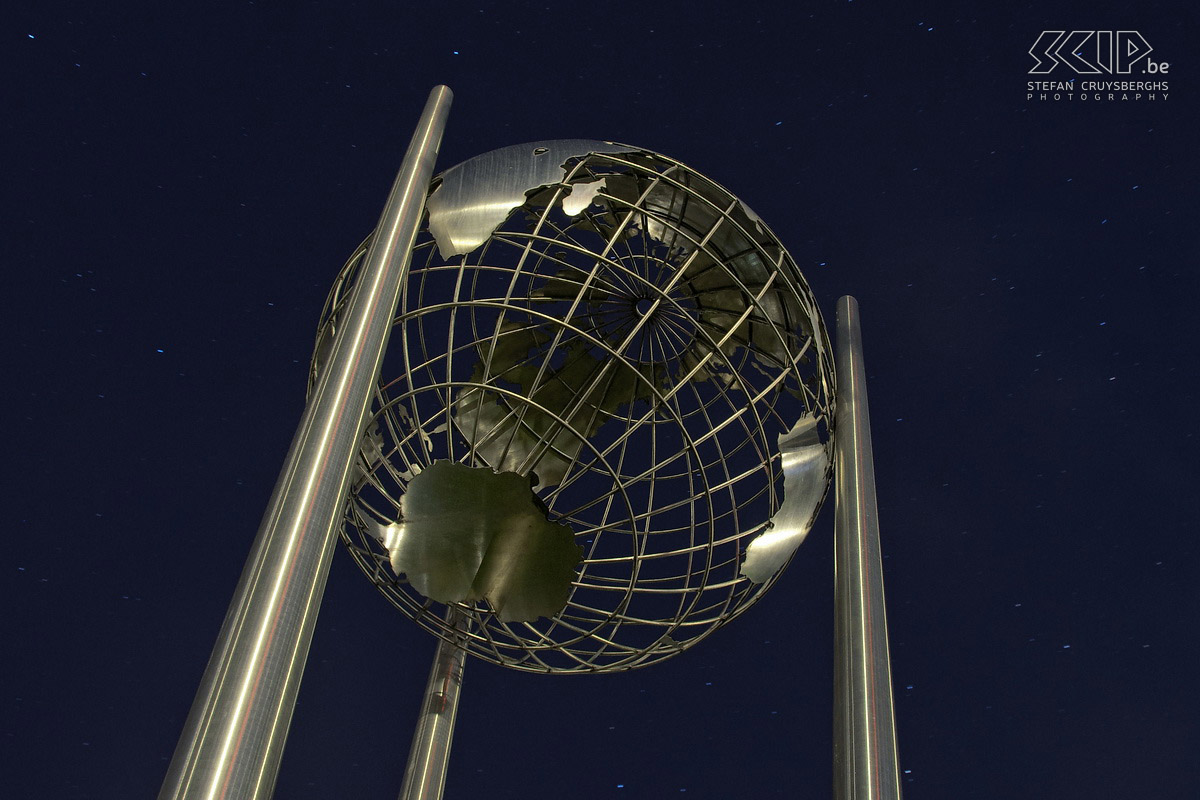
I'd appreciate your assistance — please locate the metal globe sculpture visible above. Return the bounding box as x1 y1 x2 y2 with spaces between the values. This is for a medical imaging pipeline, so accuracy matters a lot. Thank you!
311 141 836 673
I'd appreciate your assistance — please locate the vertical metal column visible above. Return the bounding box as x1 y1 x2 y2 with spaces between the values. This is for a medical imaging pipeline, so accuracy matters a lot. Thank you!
159 85 453 800
398 609 468 800
833 296 902 800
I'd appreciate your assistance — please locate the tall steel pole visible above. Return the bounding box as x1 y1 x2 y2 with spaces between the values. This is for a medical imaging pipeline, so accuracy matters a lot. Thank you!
398 609 467 800
159 85 453 800
833 296 902 800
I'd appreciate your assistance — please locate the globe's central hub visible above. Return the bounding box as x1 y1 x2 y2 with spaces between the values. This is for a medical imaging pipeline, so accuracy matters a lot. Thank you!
579 250 701 366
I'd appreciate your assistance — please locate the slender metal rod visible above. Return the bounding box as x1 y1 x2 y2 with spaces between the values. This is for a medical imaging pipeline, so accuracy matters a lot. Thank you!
399 610 468 800
159 85 453 800
833 296 902 800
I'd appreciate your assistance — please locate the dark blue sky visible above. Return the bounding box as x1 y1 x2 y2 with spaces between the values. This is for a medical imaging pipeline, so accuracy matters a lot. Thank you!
7 1 1197 798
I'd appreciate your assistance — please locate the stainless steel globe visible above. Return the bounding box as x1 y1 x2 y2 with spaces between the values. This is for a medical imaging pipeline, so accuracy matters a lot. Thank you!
311 141 836 673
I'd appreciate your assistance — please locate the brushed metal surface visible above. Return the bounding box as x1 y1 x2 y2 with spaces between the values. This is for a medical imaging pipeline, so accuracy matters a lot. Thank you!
425 139 632 258
833 296 902 800
376 462 580 623
398 609 467 800
158 85 452 800
740 412 830 583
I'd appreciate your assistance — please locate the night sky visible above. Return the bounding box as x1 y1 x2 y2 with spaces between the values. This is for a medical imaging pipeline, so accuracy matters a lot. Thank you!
8 1 1198 798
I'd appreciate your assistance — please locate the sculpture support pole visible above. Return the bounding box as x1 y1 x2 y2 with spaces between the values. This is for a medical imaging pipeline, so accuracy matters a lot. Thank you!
833 296 902 800
398 609 467 800
159 85 452 800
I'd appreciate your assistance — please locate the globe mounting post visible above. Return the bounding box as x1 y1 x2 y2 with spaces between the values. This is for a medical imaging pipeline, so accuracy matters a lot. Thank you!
833 296 902 799
158 85 452 800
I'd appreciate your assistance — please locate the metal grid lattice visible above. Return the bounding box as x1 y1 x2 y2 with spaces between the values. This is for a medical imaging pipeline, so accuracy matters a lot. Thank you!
311 147 835 673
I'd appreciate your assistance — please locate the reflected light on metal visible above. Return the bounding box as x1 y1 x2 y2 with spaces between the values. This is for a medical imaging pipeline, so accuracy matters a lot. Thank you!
399 609 467 800
740 412 829 583
375 461 580 623
425 140 633 258
158 85 452 800
833 296 902 800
